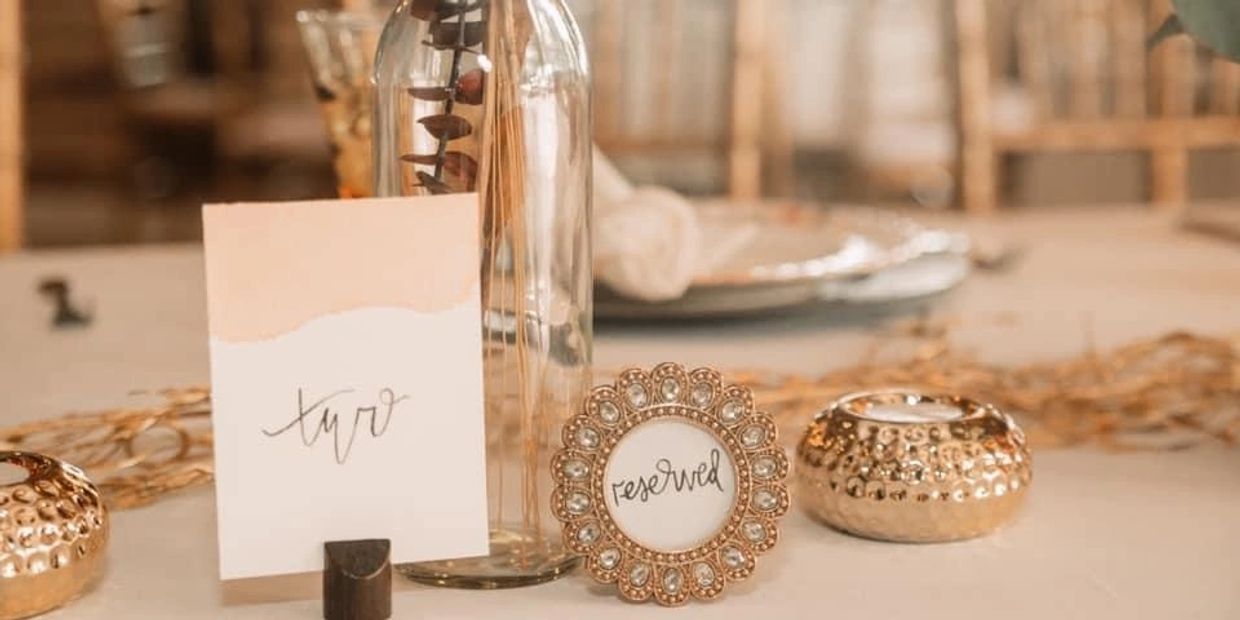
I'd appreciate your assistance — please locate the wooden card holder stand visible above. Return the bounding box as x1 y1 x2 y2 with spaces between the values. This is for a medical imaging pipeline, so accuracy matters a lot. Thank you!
323 539 392 620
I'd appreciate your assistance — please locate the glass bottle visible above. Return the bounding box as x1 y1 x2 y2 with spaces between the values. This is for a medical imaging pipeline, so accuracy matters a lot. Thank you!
373 0 592 588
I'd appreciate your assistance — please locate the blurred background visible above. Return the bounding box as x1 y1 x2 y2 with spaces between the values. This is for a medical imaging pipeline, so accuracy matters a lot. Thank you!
2 0 1240 249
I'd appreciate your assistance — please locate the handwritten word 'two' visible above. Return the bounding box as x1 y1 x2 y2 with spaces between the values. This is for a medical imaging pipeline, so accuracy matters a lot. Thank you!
261 388 408 464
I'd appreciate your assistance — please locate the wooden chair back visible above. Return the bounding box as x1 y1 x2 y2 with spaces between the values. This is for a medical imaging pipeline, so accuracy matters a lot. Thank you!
956 0 1240 213
0 0 23 252
585 0 788 199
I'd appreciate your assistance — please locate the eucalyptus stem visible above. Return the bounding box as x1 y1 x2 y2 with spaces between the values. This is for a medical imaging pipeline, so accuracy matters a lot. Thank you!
434 0 471 180
403 0 486 194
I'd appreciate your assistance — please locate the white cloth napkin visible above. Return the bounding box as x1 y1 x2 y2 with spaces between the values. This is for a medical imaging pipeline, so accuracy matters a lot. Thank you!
592 147 758 301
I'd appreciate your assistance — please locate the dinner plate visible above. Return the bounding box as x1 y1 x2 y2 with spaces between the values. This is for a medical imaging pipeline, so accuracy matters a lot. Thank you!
595 202 968 320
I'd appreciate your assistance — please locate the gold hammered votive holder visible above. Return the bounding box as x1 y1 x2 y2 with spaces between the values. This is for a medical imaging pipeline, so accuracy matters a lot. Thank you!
795 390 1031 543
0 452 109 620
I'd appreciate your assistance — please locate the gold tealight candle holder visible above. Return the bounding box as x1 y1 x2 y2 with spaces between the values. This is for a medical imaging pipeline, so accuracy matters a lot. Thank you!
0 452 109 620
795 390 1032 543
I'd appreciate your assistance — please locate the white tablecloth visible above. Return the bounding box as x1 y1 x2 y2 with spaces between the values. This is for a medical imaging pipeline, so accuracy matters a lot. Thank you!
1 207 1238 619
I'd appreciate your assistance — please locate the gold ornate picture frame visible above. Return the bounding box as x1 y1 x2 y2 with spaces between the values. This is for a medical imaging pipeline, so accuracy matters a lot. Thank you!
552 363 789 606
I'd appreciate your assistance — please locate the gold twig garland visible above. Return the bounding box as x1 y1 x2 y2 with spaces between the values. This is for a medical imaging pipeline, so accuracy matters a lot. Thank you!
0 388 212 511
2 327 1235 511
746 321 1239 452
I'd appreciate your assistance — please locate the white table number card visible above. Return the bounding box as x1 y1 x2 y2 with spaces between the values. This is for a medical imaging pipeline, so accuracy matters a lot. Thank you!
203 195 489 580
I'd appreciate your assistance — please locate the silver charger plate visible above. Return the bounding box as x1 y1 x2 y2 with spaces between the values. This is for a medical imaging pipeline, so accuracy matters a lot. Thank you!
817 251 971 305
595 201 968 320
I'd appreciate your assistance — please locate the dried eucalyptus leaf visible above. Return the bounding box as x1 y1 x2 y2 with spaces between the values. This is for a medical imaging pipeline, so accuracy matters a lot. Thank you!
416 171 454 195
442 152 480 188
408 73 483 104
411 0 483 21
1169 0 1240 62
401 152 478 187
455 68 485 105
408 86 452 101
401 154 441 165
419 114 473 140
436 1 483 20
429 21 486 49
408 0 442 20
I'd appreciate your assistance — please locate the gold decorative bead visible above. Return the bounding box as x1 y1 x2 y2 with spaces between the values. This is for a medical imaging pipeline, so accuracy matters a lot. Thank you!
0 452 108 620
795 391 1031 542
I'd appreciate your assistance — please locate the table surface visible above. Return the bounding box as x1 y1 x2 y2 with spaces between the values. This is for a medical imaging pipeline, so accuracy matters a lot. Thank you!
1 207 1238 619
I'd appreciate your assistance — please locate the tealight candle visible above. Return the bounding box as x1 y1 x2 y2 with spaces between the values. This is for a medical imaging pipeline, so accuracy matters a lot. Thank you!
0 462 26 485
864 402 964 423
796 391 1032 543
0 452 110 620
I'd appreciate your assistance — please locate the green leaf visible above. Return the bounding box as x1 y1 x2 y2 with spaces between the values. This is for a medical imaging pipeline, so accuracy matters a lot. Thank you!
1170 0 1240 62
1147 14 1184 51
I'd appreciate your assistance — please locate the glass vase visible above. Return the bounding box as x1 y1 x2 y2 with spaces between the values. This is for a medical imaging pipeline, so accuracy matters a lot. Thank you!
297 9 386 199
373 0 593 589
